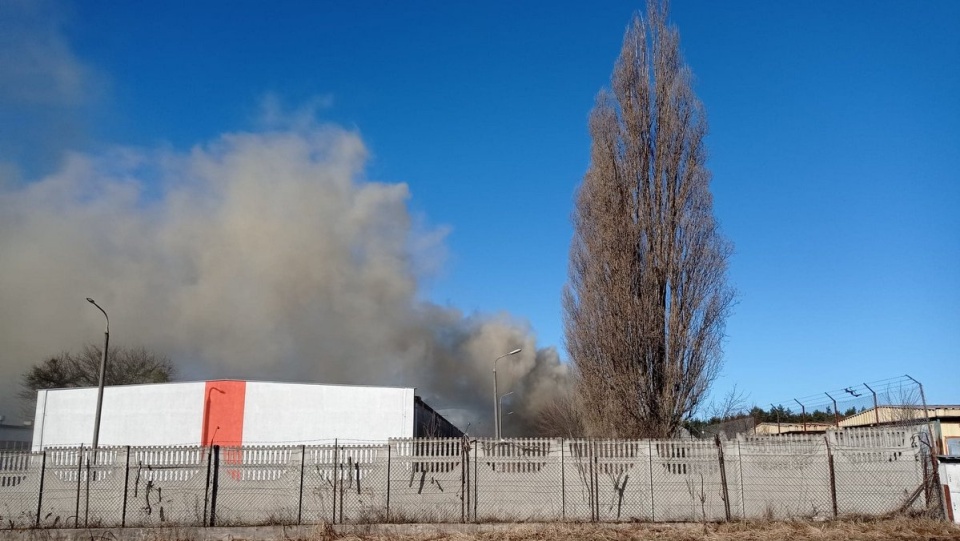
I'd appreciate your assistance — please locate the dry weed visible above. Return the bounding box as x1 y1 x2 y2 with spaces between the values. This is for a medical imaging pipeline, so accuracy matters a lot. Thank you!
328 518 959 541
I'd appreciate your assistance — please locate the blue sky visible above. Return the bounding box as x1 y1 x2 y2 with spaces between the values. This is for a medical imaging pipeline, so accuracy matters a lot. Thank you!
1 1 957 420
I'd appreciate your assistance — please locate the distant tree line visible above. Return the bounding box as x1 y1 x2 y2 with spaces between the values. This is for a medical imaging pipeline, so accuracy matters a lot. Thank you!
684 405 867 436
745 405 861 424
684 404 865 436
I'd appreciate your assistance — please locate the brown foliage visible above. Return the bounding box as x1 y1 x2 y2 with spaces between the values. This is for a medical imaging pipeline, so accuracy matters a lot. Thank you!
563 1 734 439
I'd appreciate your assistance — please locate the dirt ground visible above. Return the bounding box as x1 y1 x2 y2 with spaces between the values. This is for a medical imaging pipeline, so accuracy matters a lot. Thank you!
327 518 960 541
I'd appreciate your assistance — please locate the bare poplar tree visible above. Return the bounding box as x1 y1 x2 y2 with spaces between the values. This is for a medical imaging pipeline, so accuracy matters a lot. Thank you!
563 1 734 439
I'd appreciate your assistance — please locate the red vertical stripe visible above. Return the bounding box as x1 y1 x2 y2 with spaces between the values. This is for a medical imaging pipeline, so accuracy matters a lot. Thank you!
202 380 246 447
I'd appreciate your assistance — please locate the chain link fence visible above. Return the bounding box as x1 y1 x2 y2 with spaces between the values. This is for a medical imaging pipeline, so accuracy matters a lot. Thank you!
737 434 833 519
0 424 945 528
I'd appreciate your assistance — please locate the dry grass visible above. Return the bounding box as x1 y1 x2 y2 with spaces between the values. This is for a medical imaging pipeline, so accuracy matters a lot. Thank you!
326 517 960 541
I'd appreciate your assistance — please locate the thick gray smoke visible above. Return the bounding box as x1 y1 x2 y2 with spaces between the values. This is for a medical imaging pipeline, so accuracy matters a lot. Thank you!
0 122 568 436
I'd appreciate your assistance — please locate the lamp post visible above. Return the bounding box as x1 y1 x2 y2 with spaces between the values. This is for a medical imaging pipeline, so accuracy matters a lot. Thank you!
492 348 521 439
86 298 109 450
498 391 514 438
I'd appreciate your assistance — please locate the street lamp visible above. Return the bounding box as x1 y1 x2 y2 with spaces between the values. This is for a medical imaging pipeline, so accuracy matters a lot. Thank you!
498 391 514 438
86 298 109 450
492 348 521 439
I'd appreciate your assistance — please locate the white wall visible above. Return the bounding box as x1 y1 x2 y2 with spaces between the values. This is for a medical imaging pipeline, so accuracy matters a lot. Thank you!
243 382 414 445
31 381 415 450
32 381 205 450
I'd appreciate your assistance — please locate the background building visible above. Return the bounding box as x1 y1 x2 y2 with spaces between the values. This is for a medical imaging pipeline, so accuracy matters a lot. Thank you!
31 380 461 450
752 421 833 436
0 417 32 450
839 405 960 456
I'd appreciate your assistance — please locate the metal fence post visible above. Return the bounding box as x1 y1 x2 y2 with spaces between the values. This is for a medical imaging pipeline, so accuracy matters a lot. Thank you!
716 436 731 521
203 447 211 526
593 447 600 522
473 438 478 521
297 445 306 525
337 442 343 524
35 450 46 528
560 438 565 521
824 436 838 517
465 437 472 522
209 445 220 527
74 446 83 528
121 446 131 527
794 399 807 433
386 442 391 522
862 383 880 426
737 439 746 518
589 446 597 522
906 373 945 516
648 440 655 521
84 447 91 527
332 439 338 525
460 438 466 523
825 392 840 428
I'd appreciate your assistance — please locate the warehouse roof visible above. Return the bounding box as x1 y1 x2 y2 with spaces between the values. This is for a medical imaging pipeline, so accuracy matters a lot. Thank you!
839 405 960 427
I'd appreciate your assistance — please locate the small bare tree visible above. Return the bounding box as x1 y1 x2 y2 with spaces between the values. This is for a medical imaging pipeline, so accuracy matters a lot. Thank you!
533 383 587 438
707 385 749 422
19 345 176 416
563 0 734 439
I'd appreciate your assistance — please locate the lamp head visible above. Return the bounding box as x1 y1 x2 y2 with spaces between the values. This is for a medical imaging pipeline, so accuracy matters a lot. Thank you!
508 348 521 355
86 298 95 304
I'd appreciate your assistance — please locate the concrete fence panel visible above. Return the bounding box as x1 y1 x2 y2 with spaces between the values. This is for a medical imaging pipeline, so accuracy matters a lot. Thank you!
736 435 832 519
0 451 40 528
388 439 463 522
474 438 560 521
125 446 209 527
0 424 942 527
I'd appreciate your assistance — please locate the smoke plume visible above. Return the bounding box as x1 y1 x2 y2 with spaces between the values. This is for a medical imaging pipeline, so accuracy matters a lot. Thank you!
0 121 567 437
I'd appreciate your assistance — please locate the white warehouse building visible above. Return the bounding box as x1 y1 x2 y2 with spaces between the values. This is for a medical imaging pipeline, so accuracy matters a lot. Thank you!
31 380 461 451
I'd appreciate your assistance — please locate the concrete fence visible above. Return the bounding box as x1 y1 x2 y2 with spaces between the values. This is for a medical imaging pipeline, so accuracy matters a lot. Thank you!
0 425 943 528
